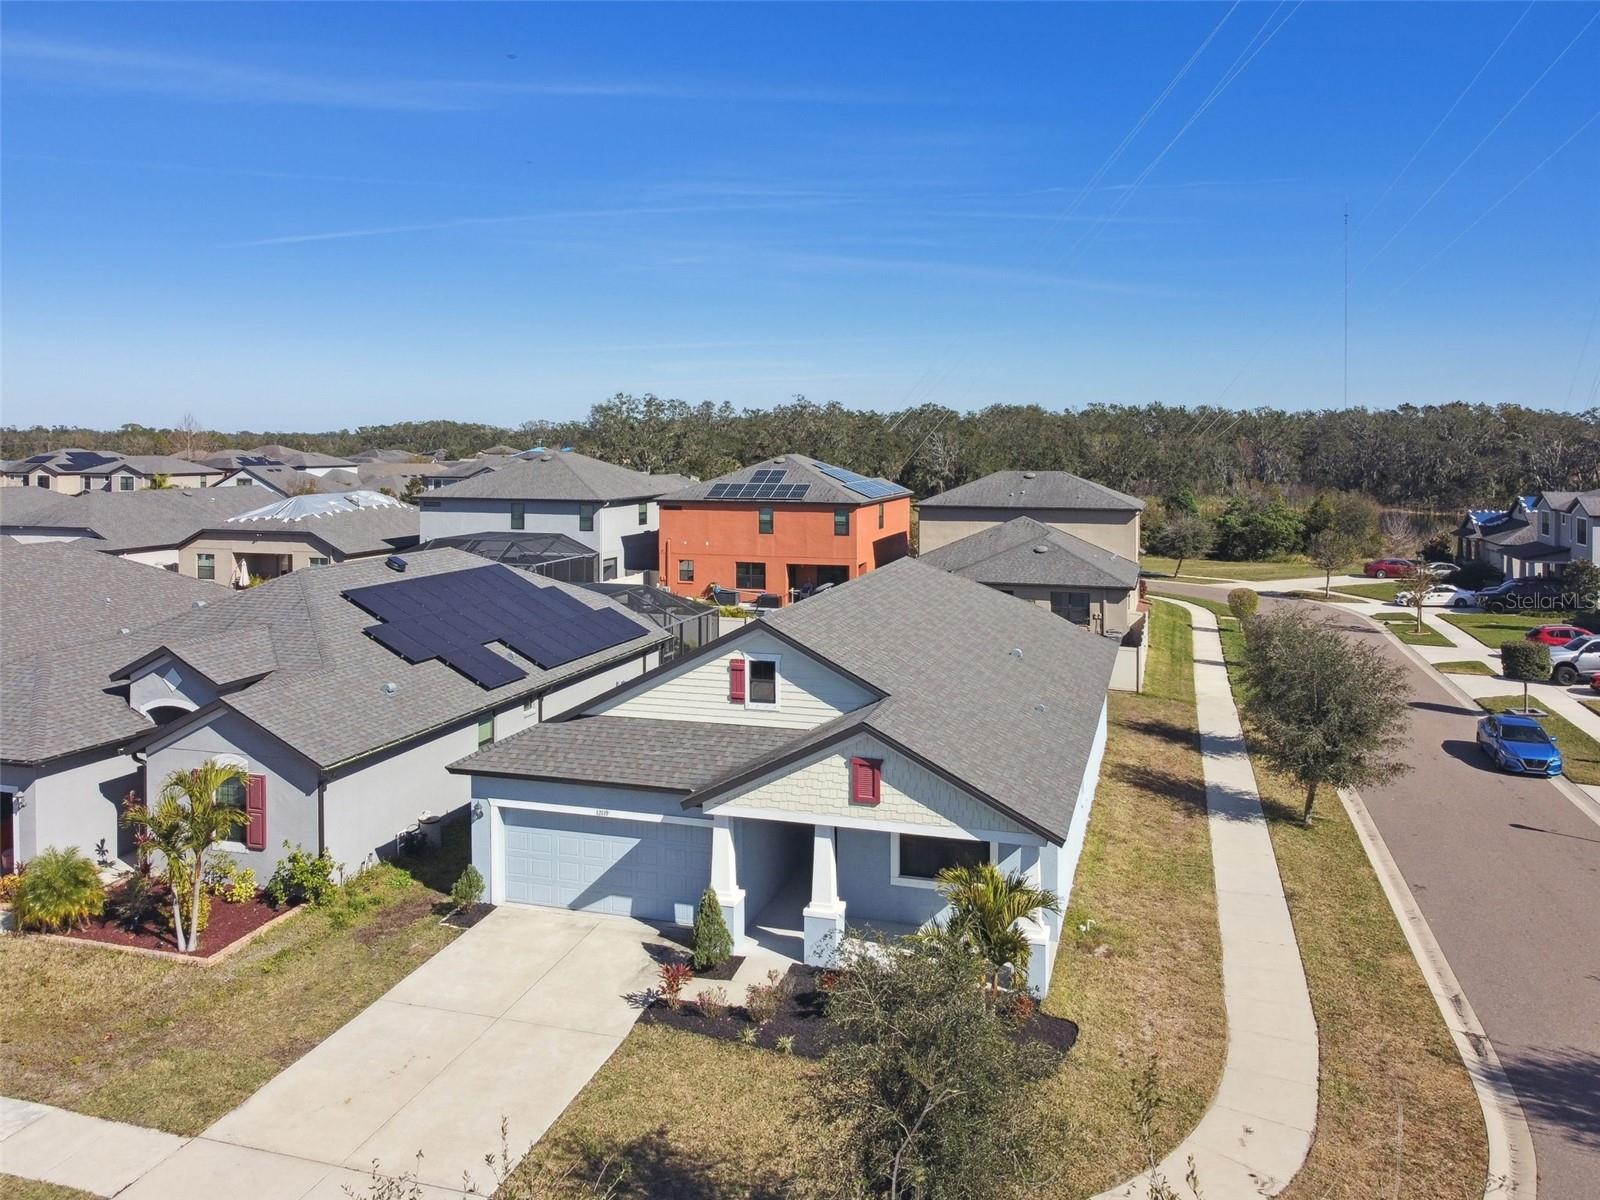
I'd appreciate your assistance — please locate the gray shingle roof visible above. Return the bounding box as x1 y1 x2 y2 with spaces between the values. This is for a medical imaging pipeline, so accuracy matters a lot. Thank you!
0 487 76 525
184 500 420 558
452 716 800 792
918 516 1140 590
106 455 221 478
225 464 347 494
1540 490 1600 517
0 487 274 552
659 454 909 506
429 451 679 503
133 550 669 769
919 470 1144 512
244 445 358 470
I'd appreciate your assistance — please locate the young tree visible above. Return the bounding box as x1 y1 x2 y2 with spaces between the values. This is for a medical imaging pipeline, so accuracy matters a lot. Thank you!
691 887 732 971
1307 529 1354 598
816 936 1064 1200
401 475 426 505
147 472 174 490
1237 612 1411 826
1156 512 1214 577
1562 559 1600 622
121 761 248 952
932 862 1059 991
1499 641 1552 713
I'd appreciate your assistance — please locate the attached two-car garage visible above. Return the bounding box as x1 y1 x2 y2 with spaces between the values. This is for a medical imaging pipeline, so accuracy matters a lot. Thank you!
500 807 712 923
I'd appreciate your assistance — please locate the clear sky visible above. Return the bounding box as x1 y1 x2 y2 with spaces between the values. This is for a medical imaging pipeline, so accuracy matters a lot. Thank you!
2 1 1596 429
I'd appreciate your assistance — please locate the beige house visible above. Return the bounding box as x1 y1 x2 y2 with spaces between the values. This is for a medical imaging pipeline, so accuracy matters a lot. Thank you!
3 450 223 493
917 470 1143 561
175 492 420 586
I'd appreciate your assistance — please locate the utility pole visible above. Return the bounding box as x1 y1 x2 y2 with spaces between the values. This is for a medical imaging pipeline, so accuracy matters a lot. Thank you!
1343 198 1350 408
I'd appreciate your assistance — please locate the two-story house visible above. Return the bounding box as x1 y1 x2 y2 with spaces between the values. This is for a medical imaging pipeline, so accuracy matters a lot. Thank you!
1456 491 1598 580
656 455 912 606
917 470 1144 560
450 559 1114 996
419 450 685 582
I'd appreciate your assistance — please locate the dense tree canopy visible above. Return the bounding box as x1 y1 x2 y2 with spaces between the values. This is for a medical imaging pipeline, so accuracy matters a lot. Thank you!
5 397 1596 508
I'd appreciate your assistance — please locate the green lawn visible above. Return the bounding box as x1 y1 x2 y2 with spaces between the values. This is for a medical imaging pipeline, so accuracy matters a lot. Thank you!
1333 580 1402 602
1584 699 1600 719
1434 659 1496 676
0 1178 98 1200
1286 589 1364 603
1472 696 1600 785
1148 589 1239 626
1141 555 1354 582
1372 612 1453 647
1440 612 1548 648
521 603 1226 1199
0 836 464 1136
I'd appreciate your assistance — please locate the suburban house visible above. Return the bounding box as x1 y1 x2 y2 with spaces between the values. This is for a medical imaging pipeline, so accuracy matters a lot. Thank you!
3 449 224 492
202 445 359 477
125 549 668 878
1456 491 1599 579
217 462 347 496
656 455 912 606
918 515 1141 636
322 458 492 494
0 486 273 568
419 450 686 582
450 558 1115 995
0 542 223 872
174 491 420 586
917 469 1144 560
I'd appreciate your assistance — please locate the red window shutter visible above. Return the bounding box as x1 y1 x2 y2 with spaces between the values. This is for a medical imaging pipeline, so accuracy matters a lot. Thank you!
850 757 881 806
728 656 746 703
244 774 267 851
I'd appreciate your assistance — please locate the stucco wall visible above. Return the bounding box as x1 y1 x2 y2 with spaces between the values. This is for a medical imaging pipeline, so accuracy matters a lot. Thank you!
984 583 1138 635
918 506 1140 560
128 657 221 718
735 816 810 917
836 827 951 928
1 752 138 866
590 628 872 729
143 709 321 876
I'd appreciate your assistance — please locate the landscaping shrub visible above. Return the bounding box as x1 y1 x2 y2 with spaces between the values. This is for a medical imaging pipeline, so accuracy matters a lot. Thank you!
203 856 257 904
1500 641 1552 709
265 843 339 907
0 867 24 904
1227 587 1259 621
657 960 693 1010
450 864 485 910
698 985 729 1020
744 968 791 1025
13 847 106 932
691 887 732 971
109 871 160 931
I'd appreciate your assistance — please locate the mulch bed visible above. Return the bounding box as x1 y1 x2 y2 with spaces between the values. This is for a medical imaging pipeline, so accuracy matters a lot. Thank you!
639 964 1079 1059
53 879 292 959
694 953 745 980
443 902 496 930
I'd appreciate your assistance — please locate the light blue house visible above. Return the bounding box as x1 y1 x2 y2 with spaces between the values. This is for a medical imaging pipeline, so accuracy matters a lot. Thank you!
452 557 1116 996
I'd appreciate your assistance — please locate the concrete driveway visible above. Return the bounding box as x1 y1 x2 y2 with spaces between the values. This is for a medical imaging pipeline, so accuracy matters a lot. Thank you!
120 906 669 1198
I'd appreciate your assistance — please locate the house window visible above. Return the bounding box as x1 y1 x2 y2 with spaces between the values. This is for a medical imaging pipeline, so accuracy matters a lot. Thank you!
477 715 494 747
758 507 774 535
236 476 253 485
511 502 525 531
578 503 596 532
36 476 49 488
878 502 885 529
736 561 766 591
638 502 648 526
892 833 989 888
747 657 778 705
1578 518 1589 546
1540 512 1551 536
196 553 215 581
603 557 619 581
217 774 246 818
834 508 850 536
309 556 329 567
119 475 135 491
679 559 695 582
1050 591 1091 625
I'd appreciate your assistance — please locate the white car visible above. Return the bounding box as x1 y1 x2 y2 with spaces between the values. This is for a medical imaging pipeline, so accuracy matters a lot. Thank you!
1393 583 1474 608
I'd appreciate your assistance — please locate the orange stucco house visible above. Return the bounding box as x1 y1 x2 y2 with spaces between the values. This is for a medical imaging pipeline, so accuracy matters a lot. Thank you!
657 455 912 605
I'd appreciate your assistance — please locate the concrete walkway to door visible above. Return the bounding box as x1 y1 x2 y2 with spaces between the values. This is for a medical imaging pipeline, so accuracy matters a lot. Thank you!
115 906 669 1199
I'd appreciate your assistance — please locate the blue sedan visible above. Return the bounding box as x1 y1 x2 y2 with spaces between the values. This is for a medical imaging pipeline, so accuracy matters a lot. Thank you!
1476 713 1564 776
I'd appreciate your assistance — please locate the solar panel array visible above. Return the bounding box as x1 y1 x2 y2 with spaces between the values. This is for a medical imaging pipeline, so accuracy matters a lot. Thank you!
343 564 644 690
237 455 284 467
705 467 813 502
813 461 906 499
25 451 120 470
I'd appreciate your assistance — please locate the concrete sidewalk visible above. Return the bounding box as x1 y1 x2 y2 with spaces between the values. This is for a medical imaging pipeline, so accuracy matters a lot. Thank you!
1094 600 1319 1199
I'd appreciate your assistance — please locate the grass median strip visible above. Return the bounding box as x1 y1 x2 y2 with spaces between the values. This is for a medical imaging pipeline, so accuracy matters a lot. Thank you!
1373 613 1453 647
1471 695 1600 785
1440 612 1548 648
1141 556 1354 582
1434 659 1496 676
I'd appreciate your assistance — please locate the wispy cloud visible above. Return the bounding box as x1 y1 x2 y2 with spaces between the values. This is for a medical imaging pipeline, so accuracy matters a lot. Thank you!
2 34 911 111
230 205 767 248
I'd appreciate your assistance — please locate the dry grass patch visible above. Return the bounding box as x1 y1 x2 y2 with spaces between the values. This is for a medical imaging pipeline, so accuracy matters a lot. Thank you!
0 862 457 1135
0 1178 98 1200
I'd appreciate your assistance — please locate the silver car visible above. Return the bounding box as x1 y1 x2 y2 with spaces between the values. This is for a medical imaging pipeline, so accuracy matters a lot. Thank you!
1546 636 1600 685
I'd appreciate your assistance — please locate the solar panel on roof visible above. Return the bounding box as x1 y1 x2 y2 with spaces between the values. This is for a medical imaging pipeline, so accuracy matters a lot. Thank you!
813 461 904 500
62 451 120 470
344 564 643 689
24 454 53 464
706 483 731 498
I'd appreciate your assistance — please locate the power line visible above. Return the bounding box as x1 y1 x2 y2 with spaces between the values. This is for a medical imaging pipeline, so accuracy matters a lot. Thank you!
1568 284 1600 407
1358 2 1536 230
1364 7 1599 272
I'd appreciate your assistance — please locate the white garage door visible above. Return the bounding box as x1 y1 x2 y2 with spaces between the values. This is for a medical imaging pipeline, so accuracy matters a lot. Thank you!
501 809 712 922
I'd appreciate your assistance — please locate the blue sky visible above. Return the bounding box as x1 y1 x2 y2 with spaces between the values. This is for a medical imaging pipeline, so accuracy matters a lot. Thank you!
2 1 1597 429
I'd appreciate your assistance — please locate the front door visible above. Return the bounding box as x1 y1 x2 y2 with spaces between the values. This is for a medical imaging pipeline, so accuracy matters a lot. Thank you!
1 790 15 874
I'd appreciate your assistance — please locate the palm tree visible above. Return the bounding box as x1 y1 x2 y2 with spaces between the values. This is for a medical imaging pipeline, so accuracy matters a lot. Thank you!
121 760 248 952
934 862 1060 990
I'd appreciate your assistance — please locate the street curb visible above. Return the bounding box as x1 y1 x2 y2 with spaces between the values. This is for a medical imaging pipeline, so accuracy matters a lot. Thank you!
1338 787 1537 1200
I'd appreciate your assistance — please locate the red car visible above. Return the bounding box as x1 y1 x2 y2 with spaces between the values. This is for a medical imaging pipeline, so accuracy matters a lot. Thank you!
1527 624 1589 646
1363 558 1416 578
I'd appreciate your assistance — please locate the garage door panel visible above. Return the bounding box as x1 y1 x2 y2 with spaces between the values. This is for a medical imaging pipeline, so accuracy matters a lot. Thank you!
502 808 711 921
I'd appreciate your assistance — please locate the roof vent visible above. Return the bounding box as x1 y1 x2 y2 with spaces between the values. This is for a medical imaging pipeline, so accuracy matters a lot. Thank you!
1022 471 1037 479
118 627 131 635
1033 544 1049 554
1009 647 1024 659
192 599 208 608
104 596 114 605
540 454 553 461
385 555 408 573
382 681 399 695
1033 702 1048 714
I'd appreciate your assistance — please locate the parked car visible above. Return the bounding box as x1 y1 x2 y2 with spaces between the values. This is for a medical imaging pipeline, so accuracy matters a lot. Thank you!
1475 578 1568 614
1545 636 1600 685
1363 558 1416 578
1525 624 1589 647
1476 712 1564 776
1392 583 1474 608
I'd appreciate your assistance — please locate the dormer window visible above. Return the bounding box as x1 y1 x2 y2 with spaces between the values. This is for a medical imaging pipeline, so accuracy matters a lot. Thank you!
747 657 778 706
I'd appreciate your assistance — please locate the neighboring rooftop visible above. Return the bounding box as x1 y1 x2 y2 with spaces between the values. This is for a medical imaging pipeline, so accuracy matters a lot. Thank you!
0 487 273 553
919 516 1140 591
223 463 348 495
1539 490 1600 518
428 449 685 503
227 490 406 523
418 530 597 570
659 454 909 506
2 450 218 479
919 470 1144 512
242 444 358 470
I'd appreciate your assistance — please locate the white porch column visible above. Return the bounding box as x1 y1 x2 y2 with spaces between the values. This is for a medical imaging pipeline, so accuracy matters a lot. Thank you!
710 814 746 950
802 824 847 966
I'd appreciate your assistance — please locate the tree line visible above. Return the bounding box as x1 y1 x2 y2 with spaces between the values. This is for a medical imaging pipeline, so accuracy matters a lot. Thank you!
5 395 1596 508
